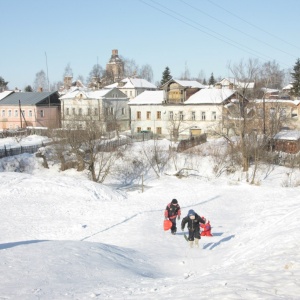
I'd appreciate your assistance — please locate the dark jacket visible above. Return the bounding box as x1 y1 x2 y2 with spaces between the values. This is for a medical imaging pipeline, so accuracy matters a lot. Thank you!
181 213 205 231
164 203 181 220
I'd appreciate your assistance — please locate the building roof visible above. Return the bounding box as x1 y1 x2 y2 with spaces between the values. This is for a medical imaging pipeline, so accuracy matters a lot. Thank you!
273 130 300 141
60 88 127 100
173 79 206 89
185 88 236 104
129 91 164 105
219 78 255 89
0 90 14 101
161 79 206 89
105 77 157 89
0 91 58 105
254 99 300 105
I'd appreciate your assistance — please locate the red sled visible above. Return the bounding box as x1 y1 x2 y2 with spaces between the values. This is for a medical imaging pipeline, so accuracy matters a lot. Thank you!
163 219 172 231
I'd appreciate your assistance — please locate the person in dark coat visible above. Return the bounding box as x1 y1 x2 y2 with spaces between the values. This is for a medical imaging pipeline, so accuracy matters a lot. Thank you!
181 209 205 247
164 199 181 235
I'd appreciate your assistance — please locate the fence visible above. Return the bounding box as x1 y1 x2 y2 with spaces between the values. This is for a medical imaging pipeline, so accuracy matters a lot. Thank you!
177 134 207 152
0 142 51 159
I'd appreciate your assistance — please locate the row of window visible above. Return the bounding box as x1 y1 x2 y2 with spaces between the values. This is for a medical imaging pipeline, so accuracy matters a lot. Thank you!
65 107 126 116
137 111 217 121
1 109 44 118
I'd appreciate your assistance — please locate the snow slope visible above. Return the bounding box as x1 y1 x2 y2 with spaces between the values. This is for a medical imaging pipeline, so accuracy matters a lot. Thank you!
0 139 300 299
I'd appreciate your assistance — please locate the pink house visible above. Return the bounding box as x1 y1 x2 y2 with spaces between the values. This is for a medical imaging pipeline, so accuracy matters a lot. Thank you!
0 91 61 130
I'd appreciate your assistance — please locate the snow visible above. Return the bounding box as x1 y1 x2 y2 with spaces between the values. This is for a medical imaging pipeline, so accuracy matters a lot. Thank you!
0 135 300 299
274 130 300 141
185 88 236 104
129 90 164 104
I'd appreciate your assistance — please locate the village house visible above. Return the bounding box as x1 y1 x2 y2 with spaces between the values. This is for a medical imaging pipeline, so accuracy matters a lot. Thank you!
105 77 157 99
216 77 255 90
253 99 300 133
129 79 242 139
60 87 129 133
273 130 300 154
0 91 61 130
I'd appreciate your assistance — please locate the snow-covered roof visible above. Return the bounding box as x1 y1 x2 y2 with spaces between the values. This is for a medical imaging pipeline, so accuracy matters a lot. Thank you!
219 78 255 89
254 99 300 105
273 130 300 141
172 79 206 89
129 91 164 105
105 78 156 89
185 88 236 104
60 88 115 100
0 90 14 101
261 88 279 93
282 83 293 90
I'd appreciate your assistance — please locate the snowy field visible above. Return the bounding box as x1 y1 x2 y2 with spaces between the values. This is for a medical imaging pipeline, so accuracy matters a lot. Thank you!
0 136 299 299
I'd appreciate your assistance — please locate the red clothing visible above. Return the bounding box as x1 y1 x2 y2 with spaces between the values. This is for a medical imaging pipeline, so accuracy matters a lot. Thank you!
200 221 213 236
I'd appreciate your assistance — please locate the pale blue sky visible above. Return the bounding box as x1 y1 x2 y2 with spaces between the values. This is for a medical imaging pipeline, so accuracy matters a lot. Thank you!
2 0 300 90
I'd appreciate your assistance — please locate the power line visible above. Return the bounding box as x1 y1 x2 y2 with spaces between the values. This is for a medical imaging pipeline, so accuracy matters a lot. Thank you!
180 0 298 59
207 0 300 52
141 0 290 67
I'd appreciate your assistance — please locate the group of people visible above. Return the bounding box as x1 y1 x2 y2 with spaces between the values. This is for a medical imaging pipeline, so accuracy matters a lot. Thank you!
164 199 212 248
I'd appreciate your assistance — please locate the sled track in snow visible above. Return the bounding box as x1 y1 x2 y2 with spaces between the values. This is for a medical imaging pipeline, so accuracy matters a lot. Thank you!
80 195 220 241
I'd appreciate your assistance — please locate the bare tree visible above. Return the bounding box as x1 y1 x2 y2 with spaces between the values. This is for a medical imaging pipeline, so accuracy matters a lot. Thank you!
33 70 48 92
227 58 261 172
139 64 153 82
87 63 103 89
122 57 139 78
63 63 73 78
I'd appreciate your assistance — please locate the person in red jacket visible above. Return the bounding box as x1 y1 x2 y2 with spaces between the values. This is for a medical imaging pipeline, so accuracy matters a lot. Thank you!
164 199 181 235
200 217 213 236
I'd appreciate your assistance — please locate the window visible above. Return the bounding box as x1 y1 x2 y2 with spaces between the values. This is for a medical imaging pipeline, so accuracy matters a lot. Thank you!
14 110 18 117
66 108 69 115
212 111 216 120
157 111 161 120
72 108 76 115
87 108 91 115
156 127 162 134
137 111 141 120
122 108 125 115
94 108 98 116
179 111 183 120
8 110 12 117
40 110 44 118
147 111 151 120
201 111 206 120
1 110 5 117
22 110 25 117
110 107 114 115
147 127 151 131
270 108 275 116
191 111 195 121
130 91 132 97
29 110 33 117
169 111 173 120
137 127 141 132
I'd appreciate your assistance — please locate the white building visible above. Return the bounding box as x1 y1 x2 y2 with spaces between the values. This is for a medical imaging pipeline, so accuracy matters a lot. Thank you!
60 87 129 132
105 77 157 99
129 88 240 139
